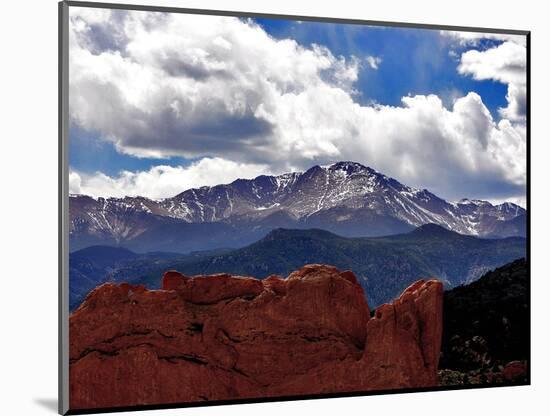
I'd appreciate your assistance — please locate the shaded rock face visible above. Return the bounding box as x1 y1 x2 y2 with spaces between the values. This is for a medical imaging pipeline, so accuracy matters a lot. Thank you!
69 264 443 410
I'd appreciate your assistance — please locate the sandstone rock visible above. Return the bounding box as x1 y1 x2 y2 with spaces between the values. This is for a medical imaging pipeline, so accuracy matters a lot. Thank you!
69 264 443 410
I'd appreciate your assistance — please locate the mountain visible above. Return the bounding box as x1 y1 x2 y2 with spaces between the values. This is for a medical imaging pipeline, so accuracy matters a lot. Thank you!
439 258 528 385
69 245 234 310
69 245 138 310
69 162 526 253
129 225 526 307
70 245 139 269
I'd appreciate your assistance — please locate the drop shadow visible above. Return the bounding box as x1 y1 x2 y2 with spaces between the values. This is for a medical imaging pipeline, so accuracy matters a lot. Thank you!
34 398 58 413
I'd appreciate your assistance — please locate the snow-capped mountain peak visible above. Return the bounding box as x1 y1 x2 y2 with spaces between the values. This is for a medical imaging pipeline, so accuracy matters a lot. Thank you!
69 161 526 252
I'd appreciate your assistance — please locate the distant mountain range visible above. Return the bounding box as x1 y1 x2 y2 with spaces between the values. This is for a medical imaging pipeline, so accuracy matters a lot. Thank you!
70 224 526 309
68 245 228 310
70 162 526 253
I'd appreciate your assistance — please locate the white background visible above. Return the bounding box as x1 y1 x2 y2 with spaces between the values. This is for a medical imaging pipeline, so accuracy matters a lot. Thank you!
1 0 548 415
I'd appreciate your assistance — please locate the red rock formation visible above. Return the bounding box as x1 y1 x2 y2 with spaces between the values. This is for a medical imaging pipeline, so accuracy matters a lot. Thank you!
69 264 443 410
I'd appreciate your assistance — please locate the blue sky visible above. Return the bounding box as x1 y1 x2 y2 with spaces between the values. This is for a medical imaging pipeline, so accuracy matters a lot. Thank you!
68 9 526 205
255 19 508 111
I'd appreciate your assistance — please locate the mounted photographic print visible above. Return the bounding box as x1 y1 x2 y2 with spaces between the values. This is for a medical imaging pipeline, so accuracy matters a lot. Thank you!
58 1 530 414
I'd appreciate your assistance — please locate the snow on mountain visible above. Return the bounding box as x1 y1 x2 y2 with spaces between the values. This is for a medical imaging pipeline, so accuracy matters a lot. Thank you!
69 161 526 251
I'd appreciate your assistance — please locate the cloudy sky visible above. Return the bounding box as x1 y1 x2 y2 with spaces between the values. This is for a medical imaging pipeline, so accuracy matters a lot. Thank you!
68 6 527 207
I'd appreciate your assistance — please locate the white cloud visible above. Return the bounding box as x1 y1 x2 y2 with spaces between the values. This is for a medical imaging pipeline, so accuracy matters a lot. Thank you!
442 30 527 123
440 30 526 47
69 171 82 194
458 41 525 85
68 8 526 203
69 9 361 161
69 158 270 199
365 56 382 70
458 40 526 121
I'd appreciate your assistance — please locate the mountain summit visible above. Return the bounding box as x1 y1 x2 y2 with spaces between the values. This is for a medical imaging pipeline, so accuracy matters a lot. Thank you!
69 162 526 252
